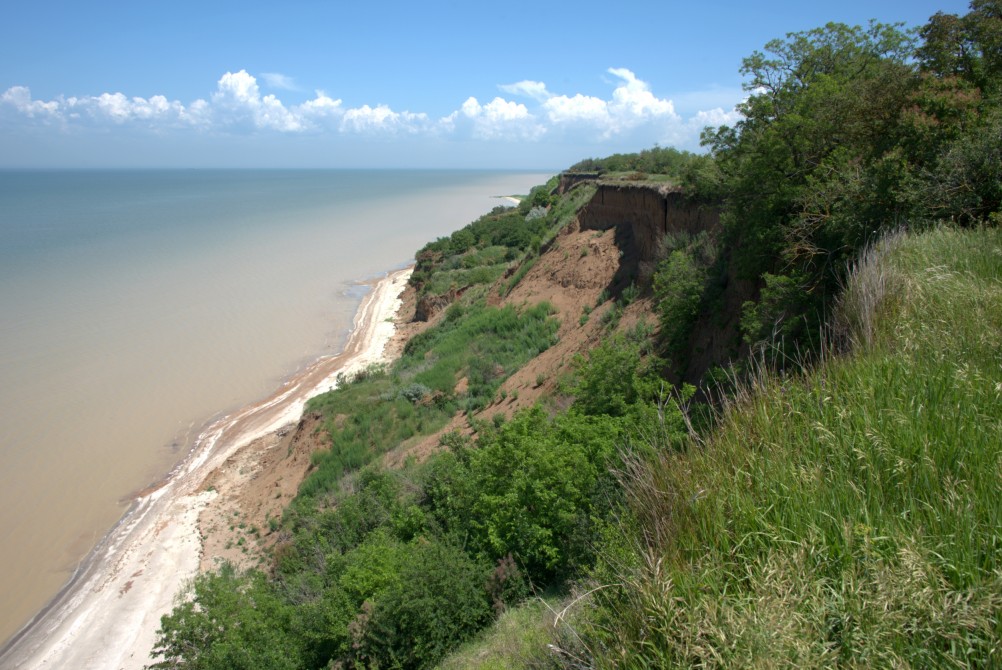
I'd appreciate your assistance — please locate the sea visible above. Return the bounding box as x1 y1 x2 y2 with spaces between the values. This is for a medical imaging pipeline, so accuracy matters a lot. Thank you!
0 168 551 646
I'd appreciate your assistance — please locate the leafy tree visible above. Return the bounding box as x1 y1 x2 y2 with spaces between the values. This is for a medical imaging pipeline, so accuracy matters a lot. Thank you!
573 333 657 417
919 0 1002 93
458 407 622 582
353 540 492 669
149 566 302 670
699 21 928 354
653 250 705 355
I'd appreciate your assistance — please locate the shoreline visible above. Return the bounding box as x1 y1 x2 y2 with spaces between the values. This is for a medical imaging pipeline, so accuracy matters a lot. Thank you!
0 265 414 670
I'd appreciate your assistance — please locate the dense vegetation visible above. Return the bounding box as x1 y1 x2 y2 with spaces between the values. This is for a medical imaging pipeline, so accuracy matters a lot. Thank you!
409 176 566 304
150 3 1001 668
568 146 715 185
576 226 1002 667
685 5 1002 361
151 322 683 669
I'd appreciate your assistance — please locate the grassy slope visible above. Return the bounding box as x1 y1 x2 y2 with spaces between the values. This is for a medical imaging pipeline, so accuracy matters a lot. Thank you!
441 227 1002 668
583 226 1002 668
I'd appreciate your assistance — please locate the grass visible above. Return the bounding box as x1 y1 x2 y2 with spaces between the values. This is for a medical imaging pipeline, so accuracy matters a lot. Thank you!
600 171 677 184
577 227 1002 667
402 301 559 411
435 598 562 670
423 265 509 296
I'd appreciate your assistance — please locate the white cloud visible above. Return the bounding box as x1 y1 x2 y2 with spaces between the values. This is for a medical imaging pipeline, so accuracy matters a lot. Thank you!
298 91 342 116
0 68 744 151
607 67 676 119
1 86 61 118
0 86 191 129
689 106 743 129
87 92 187 124
260 72 298 91
211 70 303 131
543 93 610 126
500 68 693 142
339 104 432 135
497 80 550 102
457 96 545 140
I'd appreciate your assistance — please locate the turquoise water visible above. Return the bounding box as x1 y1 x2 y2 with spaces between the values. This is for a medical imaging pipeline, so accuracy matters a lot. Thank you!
0 169 550 644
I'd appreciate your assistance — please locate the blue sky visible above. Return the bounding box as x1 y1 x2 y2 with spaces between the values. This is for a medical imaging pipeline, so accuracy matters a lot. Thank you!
0 0 973 169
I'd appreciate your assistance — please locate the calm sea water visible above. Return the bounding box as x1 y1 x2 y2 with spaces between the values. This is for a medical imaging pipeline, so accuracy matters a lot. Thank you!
0 168 551 645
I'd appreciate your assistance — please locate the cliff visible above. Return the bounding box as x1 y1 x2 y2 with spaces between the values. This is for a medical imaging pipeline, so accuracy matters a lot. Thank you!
557 180 751 383
577 182 720 262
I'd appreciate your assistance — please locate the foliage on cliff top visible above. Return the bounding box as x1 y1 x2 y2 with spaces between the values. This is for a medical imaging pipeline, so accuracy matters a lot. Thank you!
568 145 710 181
410 177 561 294
409 175 581 302
697 7 1002 360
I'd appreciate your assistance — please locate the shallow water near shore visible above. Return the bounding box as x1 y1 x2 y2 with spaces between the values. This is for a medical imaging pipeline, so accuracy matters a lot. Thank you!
0 168 550 646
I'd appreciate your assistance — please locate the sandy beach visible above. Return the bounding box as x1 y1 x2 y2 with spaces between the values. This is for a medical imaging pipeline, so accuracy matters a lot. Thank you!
0 267 413 670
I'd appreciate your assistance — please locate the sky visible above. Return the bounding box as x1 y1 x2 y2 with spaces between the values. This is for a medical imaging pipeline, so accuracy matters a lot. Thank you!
0 0 974 169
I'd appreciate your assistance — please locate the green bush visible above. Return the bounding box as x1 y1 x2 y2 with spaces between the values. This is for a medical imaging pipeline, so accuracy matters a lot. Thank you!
355 540 492 669
149 565 303 670
653 249 704 353
572 334 649 417
740 271 817 355
426 407 623 583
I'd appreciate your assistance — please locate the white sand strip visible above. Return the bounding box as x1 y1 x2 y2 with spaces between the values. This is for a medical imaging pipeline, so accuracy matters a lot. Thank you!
0 267 412 670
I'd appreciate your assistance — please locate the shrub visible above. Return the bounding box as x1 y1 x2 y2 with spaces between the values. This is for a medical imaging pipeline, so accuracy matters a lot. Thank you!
740 272 816 355
355 540 492 669
653 249 704 353
398 382 432 404
573 334 649 417
620 281 641 306
150 566 302 670
433 407 624 583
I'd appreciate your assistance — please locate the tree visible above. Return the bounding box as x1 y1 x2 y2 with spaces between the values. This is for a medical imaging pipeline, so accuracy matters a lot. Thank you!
701 21 920 351
148 566 302 670
919 1 1002 93
353 540 492 669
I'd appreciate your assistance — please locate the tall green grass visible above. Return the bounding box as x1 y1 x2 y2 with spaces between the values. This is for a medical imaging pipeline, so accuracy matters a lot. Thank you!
293 300 560 514
580 227 1002 667
434 598 562 670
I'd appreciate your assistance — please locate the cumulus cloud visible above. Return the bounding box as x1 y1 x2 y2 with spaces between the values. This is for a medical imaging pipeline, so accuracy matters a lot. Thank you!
543 93 610 126
211 70 303 131
339 104 434 135
0 67 744 150
296 91 343 120
607 67 676 119
0 85 194 129
455 96 545 140
504 68 683 140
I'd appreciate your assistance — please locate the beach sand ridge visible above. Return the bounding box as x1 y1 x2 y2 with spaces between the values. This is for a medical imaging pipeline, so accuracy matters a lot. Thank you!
0 267 413 670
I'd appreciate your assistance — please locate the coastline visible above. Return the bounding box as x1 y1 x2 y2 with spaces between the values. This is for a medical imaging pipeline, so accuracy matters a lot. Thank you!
0 266 414 670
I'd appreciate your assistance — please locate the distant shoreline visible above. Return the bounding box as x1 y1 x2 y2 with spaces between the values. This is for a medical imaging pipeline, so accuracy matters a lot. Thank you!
0 266 414 670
